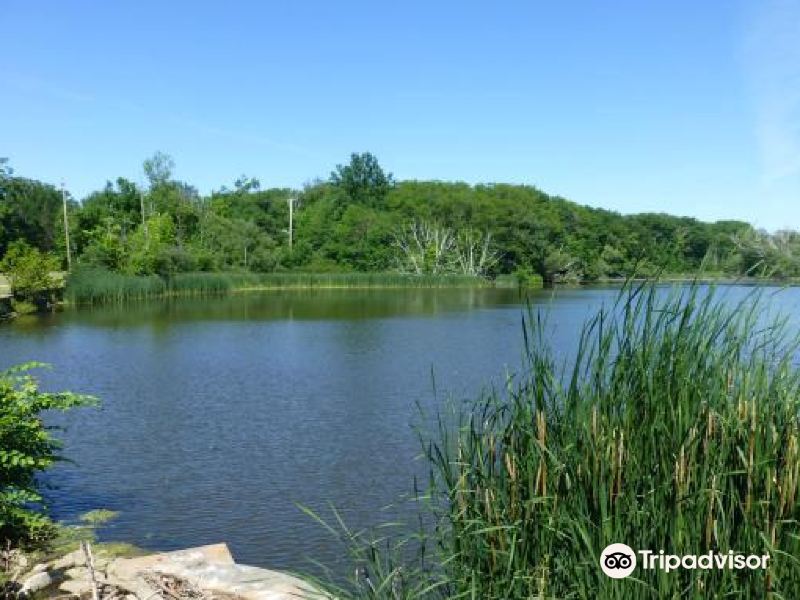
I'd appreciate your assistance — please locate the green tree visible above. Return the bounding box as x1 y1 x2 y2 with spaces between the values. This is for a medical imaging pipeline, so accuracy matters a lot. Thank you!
125 213 176 275
330 152 394 207
79 218 126 270
0 363 94 545
143 151 175 187
0 241 60 312
0 178 62 257
4 153 792 285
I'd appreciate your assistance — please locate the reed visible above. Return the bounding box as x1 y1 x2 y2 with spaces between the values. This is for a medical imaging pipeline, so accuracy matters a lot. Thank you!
309 281 800 598
231 272 486 290
166 272 234 295
66 269 488 304
65 268 166 303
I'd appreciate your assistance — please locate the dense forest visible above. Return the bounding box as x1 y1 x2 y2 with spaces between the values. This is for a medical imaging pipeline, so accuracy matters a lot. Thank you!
1 152 799 290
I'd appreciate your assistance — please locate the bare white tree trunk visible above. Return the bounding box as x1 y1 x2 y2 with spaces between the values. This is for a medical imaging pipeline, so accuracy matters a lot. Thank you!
393 221 456 274
455 229 498 276
394 222 497 276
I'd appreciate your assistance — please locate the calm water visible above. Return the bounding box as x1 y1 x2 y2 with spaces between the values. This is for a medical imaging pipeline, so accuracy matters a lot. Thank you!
0 285 798 573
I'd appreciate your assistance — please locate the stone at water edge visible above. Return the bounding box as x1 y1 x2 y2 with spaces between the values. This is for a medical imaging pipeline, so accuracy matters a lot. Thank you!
108 543 326 600
64 566 90 580
50 549 86 571
20 570 57 594
59 578 94 596
18 563 47 581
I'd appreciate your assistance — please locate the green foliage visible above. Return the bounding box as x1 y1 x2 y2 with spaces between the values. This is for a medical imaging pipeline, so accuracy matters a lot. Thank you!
142 151 175 187
330 152 395 207
167 272 233 295
0 177 64 259
0 364 95 546
0 240 60 310
66 267 166 303
78 509 119 526
0 158 11 180
37 511 142 564
503 267 543 288
66 269 488 303
308 282 800 598
125 213 177 275
3 152 800 285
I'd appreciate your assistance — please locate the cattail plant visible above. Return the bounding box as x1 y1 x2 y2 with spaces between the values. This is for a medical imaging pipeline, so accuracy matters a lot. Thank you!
308 281 800 598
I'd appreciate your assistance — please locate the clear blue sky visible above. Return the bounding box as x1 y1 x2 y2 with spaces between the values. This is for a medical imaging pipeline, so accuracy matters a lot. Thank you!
2 1 798 230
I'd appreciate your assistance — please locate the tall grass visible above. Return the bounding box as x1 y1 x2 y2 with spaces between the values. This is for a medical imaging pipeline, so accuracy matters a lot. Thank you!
167 272 234 295
66 269 488 304
65 268 166 303
308 282 800 598
230 272 487 290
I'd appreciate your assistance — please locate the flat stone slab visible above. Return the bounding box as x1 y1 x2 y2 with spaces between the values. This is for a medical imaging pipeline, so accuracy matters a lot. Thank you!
112 543 235 573
152 563 324 600
107 544 324 600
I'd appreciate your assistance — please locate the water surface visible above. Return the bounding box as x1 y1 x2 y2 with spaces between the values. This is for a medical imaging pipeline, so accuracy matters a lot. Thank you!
0 285 797 572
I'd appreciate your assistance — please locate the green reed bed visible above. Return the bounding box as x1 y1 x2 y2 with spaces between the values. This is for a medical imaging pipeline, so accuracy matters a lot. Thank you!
308 282 800 599
166 272 234 295
231 272 487 290
66 269 488 304
65 268 166 303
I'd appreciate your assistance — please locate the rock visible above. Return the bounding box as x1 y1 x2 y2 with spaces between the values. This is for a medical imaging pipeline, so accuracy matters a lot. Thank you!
51 549 86 571
19 563 47 581
20 570 55 594
64 566 90 580
107 544 324 599
59 578 93 596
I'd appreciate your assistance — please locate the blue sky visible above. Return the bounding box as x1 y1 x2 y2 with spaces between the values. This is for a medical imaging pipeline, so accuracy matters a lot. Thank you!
1 1 798 229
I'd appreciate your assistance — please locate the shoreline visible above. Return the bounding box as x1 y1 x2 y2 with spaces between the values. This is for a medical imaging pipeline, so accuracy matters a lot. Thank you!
4 272 798 316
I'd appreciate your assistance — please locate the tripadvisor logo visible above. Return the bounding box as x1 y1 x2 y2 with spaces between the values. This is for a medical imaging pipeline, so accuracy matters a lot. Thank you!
600 543 637 578
600 544 770 578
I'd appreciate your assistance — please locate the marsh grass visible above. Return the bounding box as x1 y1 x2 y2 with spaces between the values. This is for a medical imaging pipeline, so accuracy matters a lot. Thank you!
307 281 800 599
65 268 166 303
229 272 486 290
66 269 487 304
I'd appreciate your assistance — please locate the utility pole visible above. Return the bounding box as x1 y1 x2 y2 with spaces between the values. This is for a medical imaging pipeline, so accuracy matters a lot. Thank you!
140 188 149 249
61 182 72 271
288 197 294 251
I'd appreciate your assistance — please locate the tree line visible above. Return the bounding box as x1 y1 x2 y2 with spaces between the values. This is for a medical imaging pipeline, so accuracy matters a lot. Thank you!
1 152 799 289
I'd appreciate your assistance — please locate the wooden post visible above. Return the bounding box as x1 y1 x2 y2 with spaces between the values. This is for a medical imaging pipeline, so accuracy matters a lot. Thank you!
81 542 100 600
288 197 294 251
140 188 149 249
61 182 72 271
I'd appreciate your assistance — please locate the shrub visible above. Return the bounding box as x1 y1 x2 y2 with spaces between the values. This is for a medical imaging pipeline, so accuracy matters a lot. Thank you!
509 266 544 288
154 247 198 276
0 364 94 546
248 247 279 273
0 241 60 311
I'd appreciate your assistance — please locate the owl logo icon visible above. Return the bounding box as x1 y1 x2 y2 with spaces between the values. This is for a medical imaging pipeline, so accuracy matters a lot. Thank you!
600 543 637 578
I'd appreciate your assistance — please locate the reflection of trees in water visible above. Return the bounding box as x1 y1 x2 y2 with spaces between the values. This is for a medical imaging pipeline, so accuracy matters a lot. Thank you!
55 288 529 329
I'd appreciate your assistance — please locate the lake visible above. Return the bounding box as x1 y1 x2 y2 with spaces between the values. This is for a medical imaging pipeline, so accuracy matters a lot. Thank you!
1 285 798 573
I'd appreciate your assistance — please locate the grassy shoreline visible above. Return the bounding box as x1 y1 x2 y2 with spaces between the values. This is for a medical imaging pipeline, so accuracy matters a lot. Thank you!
595 274 800 285
56 267 800 306
64 269 495 304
